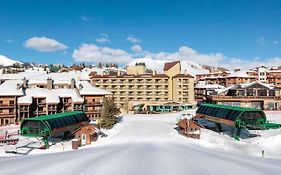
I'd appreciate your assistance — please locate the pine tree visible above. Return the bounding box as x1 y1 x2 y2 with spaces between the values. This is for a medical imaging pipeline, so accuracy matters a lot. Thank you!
98 97 120 129
98 62 102 68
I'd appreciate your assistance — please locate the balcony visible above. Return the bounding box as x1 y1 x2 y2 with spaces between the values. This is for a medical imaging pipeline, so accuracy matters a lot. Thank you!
211 95 281 101
19 107 29 112
84 110 102 114
0 104 15 108
84 102 102 106
0 113 16 117
48 107 57 111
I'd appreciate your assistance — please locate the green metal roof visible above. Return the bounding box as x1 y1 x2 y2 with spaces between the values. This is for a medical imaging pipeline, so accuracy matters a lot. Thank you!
22 111 84 121
200 103 262 112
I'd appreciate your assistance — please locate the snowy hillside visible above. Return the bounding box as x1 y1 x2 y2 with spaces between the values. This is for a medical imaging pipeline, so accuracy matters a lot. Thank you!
1 111 281 175
128 58 209 76
0 55 22 66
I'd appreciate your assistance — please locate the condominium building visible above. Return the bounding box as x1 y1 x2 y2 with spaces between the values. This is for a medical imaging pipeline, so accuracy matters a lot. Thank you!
197 69 257 87
208 82 281 110
90 61 195 113
0 76 111 126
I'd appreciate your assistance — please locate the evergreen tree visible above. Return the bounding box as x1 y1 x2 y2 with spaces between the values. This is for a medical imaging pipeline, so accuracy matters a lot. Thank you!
98 62 103 68
98 97 120 129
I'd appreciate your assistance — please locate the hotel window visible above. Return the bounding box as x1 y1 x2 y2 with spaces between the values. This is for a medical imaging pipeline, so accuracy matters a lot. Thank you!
0 109 3 113
0 100 3 105
9 109 14 114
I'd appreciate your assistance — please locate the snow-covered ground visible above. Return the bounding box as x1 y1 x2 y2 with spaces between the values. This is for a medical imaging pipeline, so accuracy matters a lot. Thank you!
0 110 281 175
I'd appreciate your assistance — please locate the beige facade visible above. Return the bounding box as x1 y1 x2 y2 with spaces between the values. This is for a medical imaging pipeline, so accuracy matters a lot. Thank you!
90 61 195 113
126 65 146 75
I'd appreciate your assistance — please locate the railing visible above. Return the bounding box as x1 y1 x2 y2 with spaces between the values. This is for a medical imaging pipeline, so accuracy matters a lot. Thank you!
19 108 29 111
211 95 281 100
84 102 102 106
0 104 15 108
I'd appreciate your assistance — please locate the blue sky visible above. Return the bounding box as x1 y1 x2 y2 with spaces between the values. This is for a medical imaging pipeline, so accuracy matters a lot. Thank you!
1 0 281 68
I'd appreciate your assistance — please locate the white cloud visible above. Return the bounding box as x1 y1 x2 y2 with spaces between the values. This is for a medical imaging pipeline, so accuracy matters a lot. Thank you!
96 37 111 43
72 43 132 63
130 44 143 52
218 57 281 70
101 33 109 38
96 33 110 43
273 40 279 45
257 37 266 45
127 35 142 43
72 43 281 71
5 39 14 43
24 36 68 52
80 15 92 21
143 46 224 66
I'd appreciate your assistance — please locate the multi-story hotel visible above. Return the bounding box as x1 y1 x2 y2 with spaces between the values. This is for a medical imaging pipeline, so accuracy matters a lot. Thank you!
197 69 257 87
90 61 195 112
0 72 111 126
207 82 281 110
197 66 281 88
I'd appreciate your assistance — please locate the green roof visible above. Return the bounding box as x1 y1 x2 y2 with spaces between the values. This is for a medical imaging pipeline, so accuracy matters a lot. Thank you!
200 103 262 112
22 111 84 121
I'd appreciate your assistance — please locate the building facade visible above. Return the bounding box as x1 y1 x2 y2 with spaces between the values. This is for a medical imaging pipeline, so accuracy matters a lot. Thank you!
208 82 281 110
90 61 195 113
0 78 111 126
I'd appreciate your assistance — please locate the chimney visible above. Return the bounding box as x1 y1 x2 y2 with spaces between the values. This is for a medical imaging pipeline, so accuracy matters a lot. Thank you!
117 70 121 76
79 84 83 90
71 78 75 89
153 70 156 76
234 68 241 72
184 69 188 75
22 77 28 89
47 77 53 90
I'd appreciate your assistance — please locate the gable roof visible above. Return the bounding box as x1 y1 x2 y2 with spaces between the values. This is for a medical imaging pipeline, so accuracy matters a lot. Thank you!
173 74 194 78
177 118 202 129
163 61 180 71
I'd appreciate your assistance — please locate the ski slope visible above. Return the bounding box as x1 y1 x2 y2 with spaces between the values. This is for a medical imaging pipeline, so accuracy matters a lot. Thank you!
0 112 281 175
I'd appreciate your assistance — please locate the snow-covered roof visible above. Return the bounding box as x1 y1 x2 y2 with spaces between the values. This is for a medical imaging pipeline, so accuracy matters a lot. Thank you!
17 88 85 104
0 80 23 96
240 82 275 89
227 70 253 78
195 83 225 89
217 82 275 95
52 89 84 103
0 69 91 81
18 88 60 104
76 81 112 95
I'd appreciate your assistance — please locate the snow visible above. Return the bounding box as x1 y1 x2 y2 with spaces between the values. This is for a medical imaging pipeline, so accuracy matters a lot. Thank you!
18 88 60 104
0 55 22 67
0 110 281 174
0 80 23 96
128 58 209 76
227 70 254 78
18 88 84 104
76 81 112 95
195 82 225 89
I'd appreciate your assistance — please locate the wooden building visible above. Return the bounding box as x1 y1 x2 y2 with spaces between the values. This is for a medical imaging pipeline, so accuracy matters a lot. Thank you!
177 118 201 139
209 82 281 110
73 124 99 145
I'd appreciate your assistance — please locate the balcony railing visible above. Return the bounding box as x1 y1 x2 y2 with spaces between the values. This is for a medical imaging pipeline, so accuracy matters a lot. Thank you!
0 104 15 108
84 102 102 106
211 95 281 100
